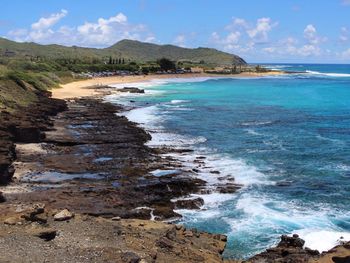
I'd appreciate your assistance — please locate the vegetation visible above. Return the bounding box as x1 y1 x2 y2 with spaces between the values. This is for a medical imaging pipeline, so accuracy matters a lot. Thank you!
0 37 248 111
0 38 246 67
157 58 176 71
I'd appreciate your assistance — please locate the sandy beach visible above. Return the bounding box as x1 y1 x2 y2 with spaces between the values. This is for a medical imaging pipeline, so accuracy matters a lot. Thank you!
52 71 284 99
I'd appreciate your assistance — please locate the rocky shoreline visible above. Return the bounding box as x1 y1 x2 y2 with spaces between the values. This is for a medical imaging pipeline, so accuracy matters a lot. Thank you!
0 87 349 262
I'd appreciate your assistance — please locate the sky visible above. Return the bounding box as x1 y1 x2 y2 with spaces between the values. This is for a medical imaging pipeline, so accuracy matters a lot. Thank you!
1 0 350 63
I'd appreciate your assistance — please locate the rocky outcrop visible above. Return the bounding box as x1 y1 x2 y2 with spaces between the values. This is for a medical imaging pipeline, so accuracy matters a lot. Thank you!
119 87 145 93
0 91 66 185
0 206 227 263
1 98 207 222
246 234 319 262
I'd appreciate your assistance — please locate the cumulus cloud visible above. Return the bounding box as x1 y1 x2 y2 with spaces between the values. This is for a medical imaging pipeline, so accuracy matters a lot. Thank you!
339 27 349 42
7 10 155 47
247 17 277 43
211 17 277 54
31 9 67 30
303 24 326 45
211 31 242 51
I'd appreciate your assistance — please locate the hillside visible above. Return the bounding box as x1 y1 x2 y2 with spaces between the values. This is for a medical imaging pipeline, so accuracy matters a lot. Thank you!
0 38 246 66
106 40 246 65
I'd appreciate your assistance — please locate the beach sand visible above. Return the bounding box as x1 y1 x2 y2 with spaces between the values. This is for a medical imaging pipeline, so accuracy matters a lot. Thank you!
52 71 283 99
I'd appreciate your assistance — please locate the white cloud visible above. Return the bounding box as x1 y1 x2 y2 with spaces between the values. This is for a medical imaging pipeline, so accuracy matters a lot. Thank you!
211 17 278 53
211 31 242 51
262 47 276 53
297 44 321 56
173 34 186 47
303 24 326 45
7 11 155 47
233 18 248 27
247 17 277 43
31 9 67 30
340 27 348 42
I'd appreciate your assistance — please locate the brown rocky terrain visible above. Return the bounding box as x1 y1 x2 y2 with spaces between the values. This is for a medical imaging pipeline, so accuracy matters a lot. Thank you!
0 89 229 262
1 86 350 262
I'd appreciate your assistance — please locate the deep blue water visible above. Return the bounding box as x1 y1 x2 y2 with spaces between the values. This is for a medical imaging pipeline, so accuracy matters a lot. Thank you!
107 64 350 259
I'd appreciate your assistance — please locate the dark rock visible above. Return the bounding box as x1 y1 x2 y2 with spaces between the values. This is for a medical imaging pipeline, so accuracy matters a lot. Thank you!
21 203 47 223
33 228 57 241
156 237 174 249
121 251 141 263
0 191 6 202
174 197 204 209
119 87 145 93
247 234 319 263
332 256 350 263
278 234 305 248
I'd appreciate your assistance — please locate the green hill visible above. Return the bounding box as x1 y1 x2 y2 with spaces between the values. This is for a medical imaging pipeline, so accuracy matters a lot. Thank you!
106 40 246 65
0 38 246 66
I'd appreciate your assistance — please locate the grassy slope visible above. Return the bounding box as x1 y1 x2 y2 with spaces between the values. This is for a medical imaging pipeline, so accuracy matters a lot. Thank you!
107 40 247 65
0 38 246 65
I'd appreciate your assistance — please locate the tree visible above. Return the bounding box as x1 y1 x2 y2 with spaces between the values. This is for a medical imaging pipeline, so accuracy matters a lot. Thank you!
141 67 149 75
108 56 112 64
122 58 125 64
157 58 176 71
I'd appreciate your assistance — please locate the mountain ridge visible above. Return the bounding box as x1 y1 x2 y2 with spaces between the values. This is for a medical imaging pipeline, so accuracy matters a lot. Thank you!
0 38 246 66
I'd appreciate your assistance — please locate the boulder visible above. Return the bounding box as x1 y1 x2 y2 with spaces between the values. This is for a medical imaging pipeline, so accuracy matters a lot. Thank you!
119 87 145 94
4 217 20 225
54 209 74 221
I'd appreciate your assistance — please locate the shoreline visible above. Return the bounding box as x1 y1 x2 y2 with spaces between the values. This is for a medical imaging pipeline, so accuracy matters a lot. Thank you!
52 71 285 99
1 71 349 262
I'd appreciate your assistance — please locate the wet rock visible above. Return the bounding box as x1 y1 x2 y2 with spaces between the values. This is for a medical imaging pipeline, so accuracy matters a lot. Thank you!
216 183 241 194
278 234 305 248
247 234 320 262
54 209 74 221
0 191 6 202
174 197 204 209
276 180 293 187
119 87 145 94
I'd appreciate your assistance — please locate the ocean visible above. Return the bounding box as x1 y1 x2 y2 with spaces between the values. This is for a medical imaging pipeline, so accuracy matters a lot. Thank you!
106 64 350 259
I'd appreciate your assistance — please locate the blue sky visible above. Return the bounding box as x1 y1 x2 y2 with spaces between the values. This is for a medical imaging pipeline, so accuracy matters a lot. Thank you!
1 0 350 63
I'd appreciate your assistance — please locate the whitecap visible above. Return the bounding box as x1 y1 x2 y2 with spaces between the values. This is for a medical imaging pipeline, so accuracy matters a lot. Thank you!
305 70 350 78
295 229 350 252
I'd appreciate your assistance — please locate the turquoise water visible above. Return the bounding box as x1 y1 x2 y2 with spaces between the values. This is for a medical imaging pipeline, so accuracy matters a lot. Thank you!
107 64 350 259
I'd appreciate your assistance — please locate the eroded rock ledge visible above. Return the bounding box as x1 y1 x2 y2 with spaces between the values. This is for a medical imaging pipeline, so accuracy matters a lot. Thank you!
1 90 349 262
